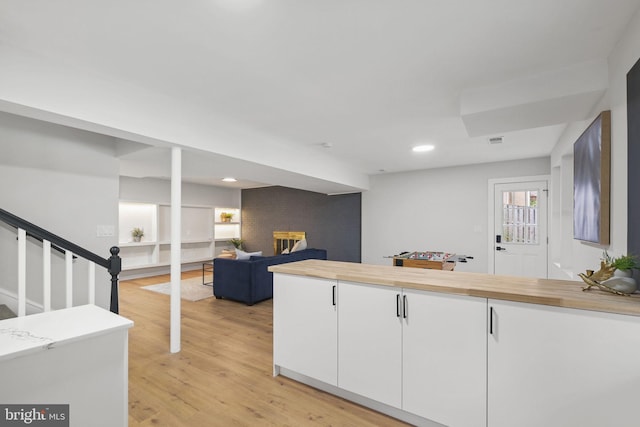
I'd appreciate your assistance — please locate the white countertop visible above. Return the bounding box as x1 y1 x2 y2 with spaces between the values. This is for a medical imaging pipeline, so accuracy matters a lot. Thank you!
0 304 133 362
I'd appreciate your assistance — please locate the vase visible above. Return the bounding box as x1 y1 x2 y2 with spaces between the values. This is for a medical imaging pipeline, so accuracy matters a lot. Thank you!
133 236 142 242
602 269 637 294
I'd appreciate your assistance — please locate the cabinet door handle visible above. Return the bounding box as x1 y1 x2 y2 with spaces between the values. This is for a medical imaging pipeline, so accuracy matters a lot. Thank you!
489 306 494 335
403 295 408 319
332 285 336 306
396 294 401 317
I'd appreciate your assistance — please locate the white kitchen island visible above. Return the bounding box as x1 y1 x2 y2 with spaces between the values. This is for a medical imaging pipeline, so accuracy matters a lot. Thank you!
270 259 640 427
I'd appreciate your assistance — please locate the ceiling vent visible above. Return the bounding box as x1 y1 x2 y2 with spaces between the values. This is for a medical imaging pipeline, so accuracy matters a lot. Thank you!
488 136 504 144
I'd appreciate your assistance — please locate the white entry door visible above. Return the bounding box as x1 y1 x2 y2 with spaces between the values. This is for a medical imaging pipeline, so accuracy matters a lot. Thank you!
491 180 548 278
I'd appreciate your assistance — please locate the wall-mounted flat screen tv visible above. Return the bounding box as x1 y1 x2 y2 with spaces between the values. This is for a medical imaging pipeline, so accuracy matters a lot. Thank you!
573 110 611 245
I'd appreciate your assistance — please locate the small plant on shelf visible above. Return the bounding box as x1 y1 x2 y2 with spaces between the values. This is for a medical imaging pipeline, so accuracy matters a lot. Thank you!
601 250 640 271
220 212 234 222
131 227 144 242
228 238 245 250
611 253 640 271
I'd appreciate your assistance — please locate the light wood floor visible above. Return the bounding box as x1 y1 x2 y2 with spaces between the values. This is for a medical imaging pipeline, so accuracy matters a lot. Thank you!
121 270 409 426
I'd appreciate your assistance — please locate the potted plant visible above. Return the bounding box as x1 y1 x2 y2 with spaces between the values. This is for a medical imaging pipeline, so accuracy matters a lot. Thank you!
131 227 144 242
601 252 638 294
228 238 245 250
220 212 234 223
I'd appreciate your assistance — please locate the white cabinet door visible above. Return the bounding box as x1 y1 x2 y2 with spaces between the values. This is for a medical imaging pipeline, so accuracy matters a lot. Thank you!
402 289 487 427
488 299 640 427
273 274 338 385
338 281 402 408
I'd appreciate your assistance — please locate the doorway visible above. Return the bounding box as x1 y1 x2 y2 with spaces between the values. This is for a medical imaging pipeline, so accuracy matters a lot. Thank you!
488 177 549 278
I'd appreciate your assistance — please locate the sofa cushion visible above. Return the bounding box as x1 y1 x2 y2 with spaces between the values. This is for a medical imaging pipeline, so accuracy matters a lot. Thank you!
291 238 307 252
235 249 262 260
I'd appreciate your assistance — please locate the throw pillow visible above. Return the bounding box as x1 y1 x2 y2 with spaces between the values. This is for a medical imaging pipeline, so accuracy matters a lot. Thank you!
281 248 290 254
291 238 307 252
235 249 263 260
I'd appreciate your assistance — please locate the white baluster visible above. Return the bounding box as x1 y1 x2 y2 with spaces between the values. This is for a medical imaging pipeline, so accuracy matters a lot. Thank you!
18 228 26 317
88 261 96 305
43 240 51 312
66 250 73 308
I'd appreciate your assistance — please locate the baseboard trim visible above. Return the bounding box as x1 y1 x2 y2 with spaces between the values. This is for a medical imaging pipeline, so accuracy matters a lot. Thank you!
0 287 44 316
275 366 445 427
119 263 203 280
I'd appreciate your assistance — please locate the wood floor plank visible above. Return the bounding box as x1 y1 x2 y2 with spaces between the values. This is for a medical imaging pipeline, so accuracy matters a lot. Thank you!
121 270 409 426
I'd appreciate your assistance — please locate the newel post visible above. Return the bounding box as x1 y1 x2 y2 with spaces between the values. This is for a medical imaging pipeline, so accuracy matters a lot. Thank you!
108 246 122 314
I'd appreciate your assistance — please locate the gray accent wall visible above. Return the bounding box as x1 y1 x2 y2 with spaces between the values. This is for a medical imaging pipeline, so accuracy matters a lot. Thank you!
241 186 361 262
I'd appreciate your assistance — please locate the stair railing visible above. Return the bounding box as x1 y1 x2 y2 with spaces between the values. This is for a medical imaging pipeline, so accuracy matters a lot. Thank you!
0 207 121 316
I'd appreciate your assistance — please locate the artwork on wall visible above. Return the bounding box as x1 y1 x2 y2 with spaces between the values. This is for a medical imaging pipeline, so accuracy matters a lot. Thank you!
628 57 640 263
573 110 611 245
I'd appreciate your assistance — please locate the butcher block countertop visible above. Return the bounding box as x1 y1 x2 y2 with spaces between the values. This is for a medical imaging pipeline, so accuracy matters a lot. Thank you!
269 259 640 317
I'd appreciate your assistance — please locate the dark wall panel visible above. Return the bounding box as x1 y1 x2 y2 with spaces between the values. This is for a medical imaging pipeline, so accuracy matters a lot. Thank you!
628 57 640 276
241 186 361 262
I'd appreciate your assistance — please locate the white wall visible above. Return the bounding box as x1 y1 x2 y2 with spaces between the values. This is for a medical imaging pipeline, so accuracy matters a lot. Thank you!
362 157 550 273
364 10 640 280
0 112 120 312
549 7 640 280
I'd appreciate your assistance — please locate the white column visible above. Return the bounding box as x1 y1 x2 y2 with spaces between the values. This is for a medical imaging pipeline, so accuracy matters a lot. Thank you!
170 147 182 353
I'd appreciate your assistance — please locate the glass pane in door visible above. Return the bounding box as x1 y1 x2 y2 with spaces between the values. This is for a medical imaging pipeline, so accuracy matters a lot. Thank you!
502 190 538 244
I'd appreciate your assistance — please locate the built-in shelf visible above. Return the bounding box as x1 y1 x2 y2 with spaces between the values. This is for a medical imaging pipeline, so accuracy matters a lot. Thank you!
214 207 241 246
119 202 240 271
158 238 213 245
118 241 158 248
215 207 240 225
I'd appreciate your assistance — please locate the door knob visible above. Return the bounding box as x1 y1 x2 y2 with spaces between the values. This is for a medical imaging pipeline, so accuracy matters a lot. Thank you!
496 246 507 251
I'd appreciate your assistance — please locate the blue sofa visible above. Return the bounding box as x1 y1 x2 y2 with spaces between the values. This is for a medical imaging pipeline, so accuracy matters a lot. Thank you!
213 248 327 305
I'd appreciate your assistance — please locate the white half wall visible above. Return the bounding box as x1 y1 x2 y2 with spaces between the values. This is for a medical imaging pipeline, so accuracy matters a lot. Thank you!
362 157 550 273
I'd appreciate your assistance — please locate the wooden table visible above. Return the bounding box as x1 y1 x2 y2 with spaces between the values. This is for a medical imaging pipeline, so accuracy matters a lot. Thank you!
202 262 213 286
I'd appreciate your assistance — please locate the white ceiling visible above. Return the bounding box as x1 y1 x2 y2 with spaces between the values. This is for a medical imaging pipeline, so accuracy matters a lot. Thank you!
1 0 639 192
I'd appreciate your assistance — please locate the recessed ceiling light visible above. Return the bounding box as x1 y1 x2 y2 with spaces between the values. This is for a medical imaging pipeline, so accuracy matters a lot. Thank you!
222 177 237 182
412 145 435 153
